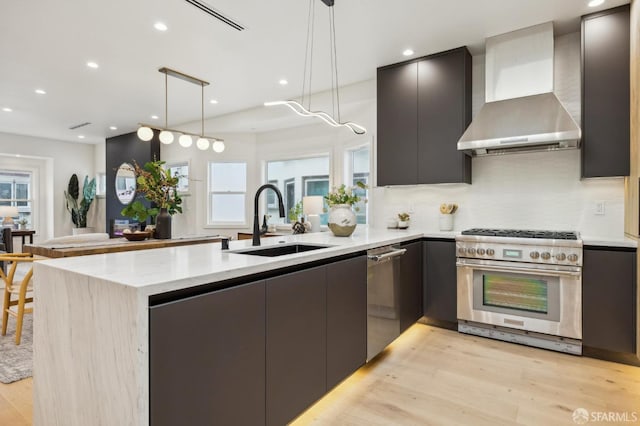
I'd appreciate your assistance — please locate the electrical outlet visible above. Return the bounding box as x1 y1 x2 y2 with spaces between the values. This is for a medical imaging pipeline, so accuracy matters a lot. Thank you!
595 201 605 215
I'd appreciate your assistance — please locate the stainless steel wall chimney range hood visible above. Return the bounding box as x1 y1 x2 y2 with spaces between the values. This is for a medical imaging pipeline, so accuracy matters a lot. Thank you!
457 23 581 156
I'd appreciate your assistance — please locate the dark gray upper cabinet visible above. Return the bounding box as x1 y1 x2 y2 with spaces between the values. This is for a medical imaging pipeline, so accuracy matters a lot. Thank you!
326 256 367 391
377 62 419 186
581 5 630 178
149 280 266 426
266 266 327 426
418 48 472 184
423 239 458 329
377 47 472 186
583 247 636 355
399 240 423 332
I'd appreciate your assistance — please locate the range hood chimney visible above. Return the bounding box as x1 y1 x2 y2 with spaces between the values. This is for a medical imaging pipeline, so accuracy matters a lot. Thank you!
457 22 581 156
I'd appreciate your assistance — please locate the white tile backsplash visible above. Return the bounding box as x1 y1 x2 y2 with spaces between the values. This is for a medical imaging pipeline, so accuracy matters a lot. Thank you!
372 149 624 238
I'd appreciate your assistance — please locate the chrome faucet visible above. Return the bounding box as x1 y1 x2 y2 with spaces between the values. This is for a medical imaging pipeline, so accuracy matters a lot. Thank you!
253 184 285 246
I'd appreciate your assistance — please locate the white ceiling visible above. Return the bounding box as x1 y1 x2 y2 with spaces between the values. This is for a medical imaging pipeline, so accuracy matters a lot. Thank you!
0 0 629 144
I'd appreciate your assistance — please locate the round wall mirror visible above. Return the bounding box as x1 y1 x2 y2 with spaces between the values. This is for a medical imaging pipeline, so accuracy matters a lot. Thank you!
115 163 136 205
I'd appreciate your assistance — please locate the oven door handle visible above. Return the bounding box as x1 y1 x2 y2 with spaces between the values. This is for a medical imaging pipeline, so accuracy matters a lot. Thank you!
456 260 582 278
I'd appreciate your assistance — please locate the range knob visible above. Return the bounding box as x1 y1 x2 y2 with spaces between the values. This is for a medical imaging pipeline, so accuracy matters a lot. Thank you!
467 248 476 255
477 248 486 255
486 248 495 256
556 253 566 261
541 252 551 260
567 254 579 262
458 247 466 255
530 251 540 259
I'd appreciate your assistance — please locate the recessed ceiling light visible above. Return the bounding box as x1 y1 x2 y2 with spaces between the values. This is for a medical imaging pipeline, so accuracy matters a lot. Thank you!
2 107 12 112
279 79 288 86
588 0 604 6
403 49 415 56
78 135 85 139
87 61 99 69
154 22 168 31
151 115 159 120
35 89 46 95
210 99 219 104
109 126 117 130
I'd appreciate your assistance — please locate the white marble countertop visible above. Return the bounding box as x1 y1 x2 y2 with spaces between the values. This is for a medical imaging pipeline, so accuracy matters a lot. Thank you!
580 235 638 248
38 228 424 296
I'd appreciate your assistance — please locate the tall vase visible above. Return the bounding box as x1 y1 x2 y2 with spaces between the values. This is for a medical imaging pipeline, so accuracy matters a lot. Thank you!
328 204 357 237
155 208 172 239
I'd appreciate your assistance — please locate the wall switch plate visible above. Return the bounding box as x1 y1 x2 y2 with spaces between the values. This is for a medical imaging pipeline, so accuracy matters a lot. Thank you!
595 201 605 215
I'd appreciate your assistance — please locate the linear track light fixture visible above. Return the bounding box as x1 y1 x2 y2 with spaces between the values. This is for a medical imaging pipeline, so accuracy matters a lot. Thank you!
137 67 225 152
264 0 366 135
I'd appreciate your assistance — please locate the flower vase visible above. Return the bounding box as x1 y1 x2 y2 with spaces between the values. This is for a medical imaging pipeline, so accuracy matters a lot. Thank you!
439 214 453 231
328 204 357 237
155 208 172 239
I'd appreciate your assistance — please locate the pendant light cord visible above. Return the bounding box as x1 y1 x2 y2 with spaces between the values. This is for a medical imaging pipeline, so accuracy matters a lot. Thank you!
201 82 205 137
331 5 341 123
165 71 169 128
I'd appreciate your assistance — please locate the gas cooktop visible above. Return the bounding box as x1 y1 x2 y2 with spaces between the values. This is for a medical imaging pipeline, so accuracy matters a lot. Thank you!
461 228 579 240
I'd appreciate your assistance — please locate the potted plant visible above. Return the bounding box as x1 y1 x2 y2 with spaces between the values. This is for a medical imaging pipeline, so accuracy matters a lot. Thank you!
121 160 182 239
324 182 367 237
397 212 410 229
16 218 28 230
288 201 307 234
64 174 97 234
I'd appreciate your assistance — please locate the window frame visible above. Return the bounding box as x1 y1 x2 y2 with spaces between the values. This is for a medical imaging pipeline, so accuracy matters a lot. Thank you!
0 169 34 225
206 161 248 228
344 143 371 225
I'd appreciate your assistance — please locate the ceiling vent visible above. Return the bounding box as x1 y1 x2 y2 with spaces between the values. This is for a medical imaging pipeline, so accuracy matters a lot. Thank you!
68 122 91 130
184 0 245 31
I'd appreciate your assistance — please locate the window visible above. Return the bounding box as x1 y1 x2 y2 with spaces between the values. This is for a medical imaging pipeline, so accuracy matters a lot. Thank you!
0 170 33 226
266 156 330 224
346 146 370 224
208 162 247 225
167 162 189 194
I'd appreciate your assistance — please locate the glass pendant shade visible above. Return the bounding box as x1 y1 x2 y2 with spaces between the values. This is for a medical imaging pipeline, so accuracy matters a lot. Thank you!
196 137 210 150
159 130 174 144
137 126 154 141
178 134 193 147
212 140 225 153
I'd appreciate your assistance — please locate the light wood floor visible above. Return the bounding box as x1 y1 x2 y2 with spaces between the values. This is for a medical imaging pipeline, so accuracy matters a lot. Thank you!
294 324 640 425
1 324 639 425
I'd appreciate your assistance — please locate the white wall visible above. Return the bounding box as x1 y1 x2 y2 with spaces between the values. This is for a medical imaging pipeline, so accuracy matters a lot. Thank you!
0 132 103 246
372 31 625 239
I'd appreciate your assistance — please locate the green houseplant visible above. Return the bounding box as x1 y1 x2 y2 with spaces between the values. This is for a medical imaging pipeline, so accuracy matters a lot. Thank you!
121 160 182 239
64 174 96 229
324 182 367 237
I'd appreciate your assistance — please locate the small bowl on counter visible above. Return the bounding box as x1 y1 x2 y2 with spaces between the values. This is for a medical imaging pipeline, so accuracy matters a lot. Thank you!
122 231 152 241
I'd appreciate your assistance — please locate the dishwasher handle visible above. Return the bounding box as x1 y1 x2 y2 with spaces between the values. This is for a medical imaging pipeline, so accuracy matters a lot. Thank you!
367 248 407 262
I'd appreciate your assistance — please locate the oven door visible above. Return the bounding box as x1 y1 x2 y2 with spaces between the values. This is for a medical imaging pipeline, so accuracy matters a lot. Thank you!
457 258 582 339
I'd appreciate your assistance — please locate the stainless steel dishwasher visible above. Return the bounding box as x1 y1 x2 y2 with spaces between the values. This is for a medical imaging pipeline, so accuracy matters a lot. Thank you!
367 245 406 361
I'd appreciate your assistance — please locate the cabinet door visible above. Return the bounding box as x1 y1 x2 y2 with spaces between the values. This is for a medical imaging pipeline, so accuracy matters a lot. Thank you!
326 256 367 390
418 47 472 184
400 241 423 332
583 247 636 353
149 280 266 426
266 266 327 426
423 240 458 328
377 62 418 186
582 5 630 177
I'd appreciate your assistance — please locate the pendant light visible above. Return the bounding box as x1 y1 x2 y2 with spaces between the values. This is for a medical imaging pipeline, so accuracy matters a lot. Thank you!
264 0 366 135
137 67 225 152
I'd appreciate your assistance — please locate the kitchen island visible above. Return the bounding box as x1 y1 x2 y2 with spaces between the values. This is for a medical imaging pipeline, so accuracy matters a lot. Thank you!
32 228 422 426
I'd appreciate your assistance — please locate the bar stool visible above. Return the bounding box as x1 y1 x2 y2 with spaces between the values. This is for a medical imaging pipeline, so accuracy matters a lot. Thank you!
1 253 36 345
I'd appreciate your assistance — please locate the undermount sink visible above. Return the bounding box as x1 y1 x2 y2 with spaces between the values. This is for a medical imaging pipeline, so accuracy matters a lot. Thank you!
230 243 332 257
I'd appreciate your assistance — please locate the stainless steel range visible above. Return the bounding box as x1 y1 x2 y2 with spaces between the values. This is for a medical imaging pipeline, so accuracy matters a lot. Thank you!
456 228 583 355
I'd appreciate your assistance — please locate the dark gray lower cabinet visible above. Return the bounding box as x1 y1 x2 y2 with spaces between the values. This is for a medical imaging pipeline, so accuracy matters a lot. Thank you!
326 256 367 390
266 266 327 426
423 239 457 329
149 280 266 426
583 247 636 355
400 240 423 332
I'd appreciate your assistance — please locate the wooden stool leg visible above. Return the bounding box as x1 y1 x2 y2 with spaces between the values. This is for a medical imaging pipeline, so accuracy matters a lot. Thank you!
14 295 24 345
1 289 9 336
